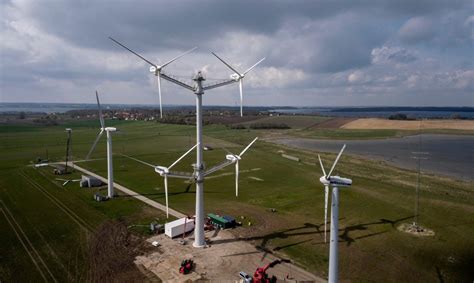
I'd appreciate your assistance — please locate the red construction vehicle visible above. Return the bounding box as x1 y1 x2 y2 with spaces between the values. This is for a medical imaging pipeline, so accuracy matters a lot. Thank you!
253 259 290 283
179 259 194 275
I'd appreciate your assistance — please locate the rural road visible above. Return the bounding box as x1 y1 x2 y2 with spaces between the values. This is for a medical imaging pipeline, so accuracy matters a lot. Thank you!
61 162 186 219
269 134 474 181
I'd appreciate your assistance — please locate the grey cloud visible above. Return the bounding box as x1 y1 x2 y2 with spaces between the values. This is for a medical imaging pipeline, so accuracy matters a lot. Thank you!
398 17 436 44
1 0 473 106
371 46 417 64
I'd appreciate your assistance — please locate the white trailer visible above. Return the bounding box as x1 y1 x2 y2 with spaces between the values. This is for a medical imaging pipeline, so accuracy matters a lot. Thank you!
165 217 195 238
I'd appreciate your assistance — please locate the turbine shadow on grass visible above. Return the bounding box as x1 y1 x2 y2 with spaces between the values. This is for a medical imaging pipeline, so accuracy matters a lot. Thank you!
212 222 323 260
214 216 412 259
339 216 413 246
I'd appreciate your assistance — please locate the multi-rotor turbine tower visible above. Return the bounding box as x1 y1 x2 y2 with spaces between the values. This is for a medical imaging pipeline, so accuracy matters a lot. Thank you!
110 38 263 247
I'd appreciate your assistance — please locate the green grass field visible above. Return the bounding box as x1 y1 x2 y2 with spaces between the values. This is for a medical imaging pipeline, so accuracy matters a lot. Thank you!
1 119 473 281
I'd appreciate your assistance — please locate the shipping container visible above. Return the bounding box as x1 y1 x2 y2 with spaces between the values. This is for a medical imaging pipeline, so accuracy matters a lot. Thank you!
165 217 195 238
208 213 236 229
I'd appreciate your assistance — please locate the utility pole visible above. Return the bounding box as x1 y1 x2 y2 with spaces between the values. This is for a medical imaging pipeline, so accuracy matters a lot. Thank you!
65 128 72 173
411 120 428 228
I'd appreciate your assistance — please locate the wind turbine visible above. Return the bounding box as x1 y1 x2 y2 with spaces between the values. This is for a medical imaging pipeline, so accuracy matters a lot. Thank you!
211 53 265 117
155 144 198 218
121 144 197 218
318 144 352 283
109 37 196 119
86 91 118 199
223 137 259 197
109 37 264 248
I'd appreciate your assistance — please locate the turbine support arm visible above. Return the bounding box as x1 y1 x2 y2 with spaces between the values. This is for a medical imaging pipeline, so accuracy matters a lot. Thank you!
160 73 195 91
166 171 195 179
203 159 234 176
203 79 237 91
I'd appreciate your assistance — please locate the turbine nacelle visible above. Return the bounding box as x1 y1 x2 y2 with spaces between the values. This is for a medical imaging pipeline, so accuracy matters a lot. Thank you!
105 127 117 132
319 176 352 187
149 65 163 74
226 154 241 162
230 73 242 81
155 166 169 176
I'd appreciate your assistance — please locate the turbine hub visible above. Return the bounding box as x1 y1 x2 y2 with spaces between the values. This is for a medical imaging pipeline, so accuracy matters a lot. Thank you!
230 73 240 81
149 66 161 73
320 176 330 185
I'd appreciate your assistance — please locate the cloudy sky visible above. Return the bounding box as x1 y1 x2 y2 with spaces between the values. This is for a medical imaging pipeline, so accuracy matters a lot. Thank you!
1 0 473 107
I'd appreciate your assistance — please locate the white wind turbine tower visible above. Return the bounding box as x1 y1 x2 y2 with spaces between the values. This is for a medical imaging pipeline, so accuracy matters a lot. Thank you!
86 91 118 199
318 144 352 283
109 37 196 119
109 37 262 247
211 53 265 117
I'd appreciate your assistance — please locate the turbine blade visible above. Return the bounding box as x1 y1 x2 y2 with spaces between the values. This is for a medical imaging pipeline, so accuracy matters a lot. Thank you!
108 36 157 67
160 47 197 68
318 154 327 177
211 52 241 76
235 161 239 197
324 185 329 243
96 91 105 129
327 144 346 178
239 137 258 157
221 146 234 155
168 143 199 169
120 154 156 168
157 73 163 119
63 180 70 186
86 130 104 160
164 175 169 218
243 57 265 75
239 80 243 117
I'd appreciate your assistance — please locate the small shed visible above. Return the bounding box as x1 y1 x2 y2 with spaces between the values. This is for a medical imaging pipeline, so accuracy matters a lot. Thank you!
93 193 108 202
80 175 103 188
53 165 67 175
